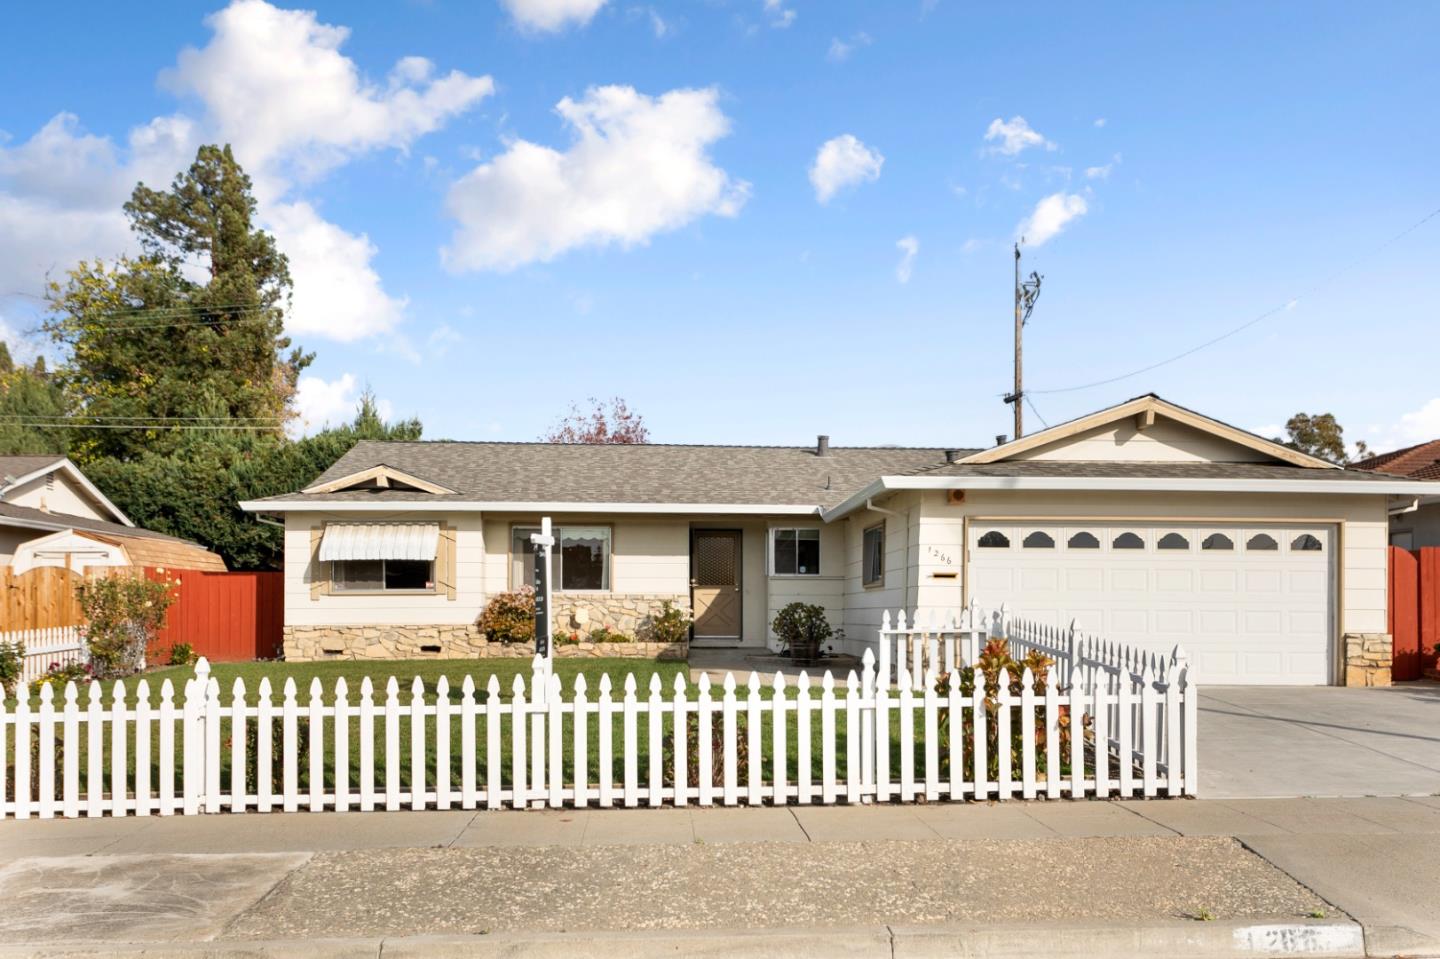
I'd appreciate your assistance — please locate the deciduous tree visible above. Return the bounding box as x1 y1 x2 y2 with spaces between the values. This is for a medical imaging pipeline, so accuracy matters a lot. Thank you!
542 397 649 444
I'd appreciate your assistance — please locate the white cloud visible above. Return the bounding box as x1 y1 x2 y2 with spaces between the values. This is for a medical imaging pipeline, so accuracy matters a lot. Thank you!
1017 192 1087 246
1370 398 1440 451
1093 117 1107 128
164 0 494 194
1085 153 1122 180
443 85 749 272
894 235 918 284
809 134 884 204
645 8 669 37
0 1 492 344
984 116 1055 156
290 372 359 436
499 0 608 33
265 201 406 341
763 0 796 28
827 32 871 62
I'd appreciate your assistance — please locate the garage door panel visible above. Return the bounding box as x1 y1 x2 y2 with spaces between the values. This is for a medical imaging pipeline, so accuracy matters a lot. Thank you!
1020 567 1061 592
1199 569 1238 592
1155 569 1193 592
1066 568 1103 592
969 522 1333 685
1112 609 1148 633
1245 570 1283 592
1111 569 1148 591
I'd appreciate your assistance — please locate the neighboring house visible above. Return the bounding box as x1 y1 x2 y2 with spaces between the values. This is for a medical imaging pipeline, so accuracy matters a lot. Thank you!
1352 439 1440 548
240 394 1440 685
0 455 226 573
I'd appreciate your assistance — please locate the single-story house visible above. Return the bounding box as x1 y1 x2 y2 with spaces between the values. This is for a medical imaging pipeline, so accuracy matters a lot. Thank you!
240 394 1440 685
0 455 226 573
1352 439 1440 548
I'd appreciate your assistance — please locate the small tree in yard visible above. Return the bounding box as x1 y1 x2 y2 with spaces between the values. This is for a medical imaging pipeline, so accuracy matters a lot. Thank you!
542 397 650 444
79 571 179 678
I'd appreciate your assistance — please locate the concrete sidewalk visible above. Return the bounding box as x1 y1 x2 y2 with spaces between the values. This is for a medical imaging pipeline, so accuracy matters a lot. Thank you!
2 797 1438 957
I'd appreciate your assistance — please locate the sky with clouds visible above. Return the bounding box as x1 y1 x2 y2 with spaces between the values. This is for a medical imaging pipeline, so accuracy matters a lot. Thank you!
2 0 1437 451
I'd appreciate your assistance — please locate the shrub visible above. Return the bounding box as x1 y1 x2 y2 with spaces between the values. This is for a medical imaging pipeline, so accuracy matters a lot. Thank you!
37 661 93 688
0 639 23 691
478 588 536 644
589 626 632 644
169 642 198 666
932 638 1079 779
772 602 833 663
79 571 179 679
642 600 692 645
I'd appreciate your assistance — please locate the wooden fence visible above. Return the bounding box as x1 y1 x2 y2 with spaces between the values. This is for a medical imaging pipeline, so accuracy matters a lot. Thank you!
1 566 282 665
1388 546 1440 681
0 630 1196 820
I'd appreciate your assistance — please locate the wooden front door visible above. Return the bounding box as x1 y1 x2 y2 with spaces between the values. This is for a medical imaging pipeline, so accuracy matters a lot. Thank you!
692 530 742 641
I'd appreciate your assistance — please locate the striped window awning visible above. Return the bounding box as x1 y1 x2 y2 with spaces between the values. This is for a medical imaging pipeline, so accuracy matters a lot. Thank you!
319 523 439 562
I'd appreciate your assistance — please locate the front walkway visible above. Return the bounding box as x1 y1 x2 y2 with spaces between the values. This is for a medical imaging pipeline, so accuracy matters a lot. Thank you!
1199 682 1440 799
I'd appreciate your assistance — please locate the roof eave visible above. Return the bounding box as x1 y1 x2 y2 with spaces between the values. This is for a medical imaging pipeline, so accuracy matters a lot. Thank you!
0 458 135 527
240 499 826 516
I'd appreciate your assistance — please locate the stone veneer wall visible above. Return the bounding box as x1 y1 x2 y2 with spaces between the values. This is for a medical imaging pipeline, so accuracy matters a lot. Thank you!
1343 632 1392 687
283 622 687 662
550 593 689 640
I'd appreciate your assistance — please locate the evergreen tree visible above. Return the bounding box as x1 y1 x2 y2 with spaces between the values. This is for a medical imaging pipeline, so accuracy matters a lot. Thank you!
0 345 70 456
45 145 311 462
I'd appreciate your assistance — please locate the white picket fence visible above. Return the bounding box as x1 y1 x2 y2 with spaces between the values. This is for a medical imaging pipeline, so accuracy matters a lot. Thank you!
0 624 1195 820
879 605 1198 794
1 626 89 685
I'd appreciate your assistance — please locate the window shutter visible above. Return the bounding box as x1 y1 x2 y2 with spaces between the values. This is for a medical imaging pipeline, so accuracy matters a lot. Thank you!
309 527 329 599
437 524 458 601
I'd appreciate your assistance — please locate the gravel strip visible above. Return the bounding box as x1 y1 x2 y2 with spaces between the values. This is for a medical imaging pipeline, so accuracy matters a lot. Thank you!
224 836 1335 938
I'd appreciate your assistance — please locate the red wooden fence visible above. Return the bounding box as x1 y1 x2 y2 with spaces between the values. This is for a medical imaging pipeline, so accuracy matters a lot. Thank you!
1387 545 1440 681
145 567 284 663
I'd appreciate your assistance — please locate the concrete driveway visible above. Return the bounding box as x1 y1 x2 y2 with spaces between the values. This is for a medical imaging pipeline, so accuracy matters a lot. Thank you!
1200 682 1440 798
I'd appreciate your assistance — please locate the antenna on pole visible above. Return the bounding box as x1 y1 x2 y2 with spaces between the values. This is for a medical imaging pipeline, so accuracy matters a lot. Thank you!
1003 240 1043 439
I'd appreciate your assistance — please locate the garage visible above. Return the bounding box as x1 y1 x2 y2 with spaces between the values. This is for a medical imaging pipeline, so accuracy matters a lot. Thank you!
967 521 1335 685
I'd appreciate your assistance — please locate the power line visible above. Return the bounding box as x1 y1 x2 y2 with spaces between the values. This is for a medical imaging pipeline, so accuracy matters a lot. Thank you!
1023 394 1050 430
0 419 284 431
1031 202 1440 396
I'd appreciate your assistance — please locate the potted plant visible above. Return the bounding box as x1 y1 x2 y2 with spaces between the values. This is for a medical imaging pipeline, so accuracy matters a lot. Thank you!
771 602 833 666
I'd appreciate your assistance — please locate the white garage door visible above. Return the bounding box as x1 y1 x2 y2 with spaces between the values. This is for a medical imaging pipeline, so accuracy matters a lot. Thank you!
968 522 1335 685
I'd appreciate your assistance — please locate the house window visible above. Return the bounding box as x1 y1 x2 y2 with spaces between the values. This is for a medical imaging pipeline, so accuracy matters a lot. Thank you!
977 530 1010 548
332 559 434 592
862 524 885 587
1202 533 1234 551
1247 533 1279 551
1291 533 1323 552
772 528 821 575
1112 532 1145 549
1157 532 1190 550
511 526 611 591
1023 531 1055 549
1067 531 1100 549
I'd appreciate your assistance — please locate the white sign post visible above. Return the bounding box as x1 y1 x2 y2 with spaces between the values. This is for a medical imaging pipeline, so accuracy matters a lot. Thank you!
528 517 555 807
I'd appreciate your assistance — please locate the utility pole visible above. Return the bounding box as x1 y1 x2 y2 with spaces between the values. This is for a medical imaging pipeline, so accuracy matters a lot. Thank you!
1003 242 1042 439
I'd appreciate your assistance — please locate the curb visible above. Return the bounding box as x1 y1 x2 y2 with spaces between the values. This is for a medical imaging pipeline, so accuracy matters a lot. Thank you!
0 919 1367 959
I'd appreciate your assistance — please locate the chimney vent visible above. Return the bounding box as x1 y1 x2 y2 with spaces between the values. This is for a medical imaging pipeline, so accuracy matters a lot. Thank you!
816 435 830 457
995 434 1008 447
944 449 962 464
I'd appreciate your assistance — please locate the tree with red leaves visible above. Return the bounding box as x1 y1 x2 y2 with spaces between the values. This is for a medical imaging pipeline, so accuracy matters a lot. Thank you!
542 397 650 444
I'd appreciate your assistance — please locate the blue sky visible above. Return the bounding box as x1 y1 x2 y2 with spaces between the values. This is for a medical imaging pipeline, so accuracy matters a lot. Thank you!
2 0 1437 452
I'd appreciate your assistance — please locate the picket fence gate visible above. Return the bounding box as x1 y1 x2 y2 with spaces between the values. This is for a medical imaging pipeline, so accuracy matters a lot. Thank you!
1 614 1197 820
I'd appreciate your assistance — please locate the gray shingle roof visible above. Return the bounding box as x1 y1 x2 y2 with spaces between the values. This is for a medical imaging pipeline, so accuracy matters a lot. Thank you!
0 455 66 483
0 501 208 544
255 440 965 509
901 460 1421 483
